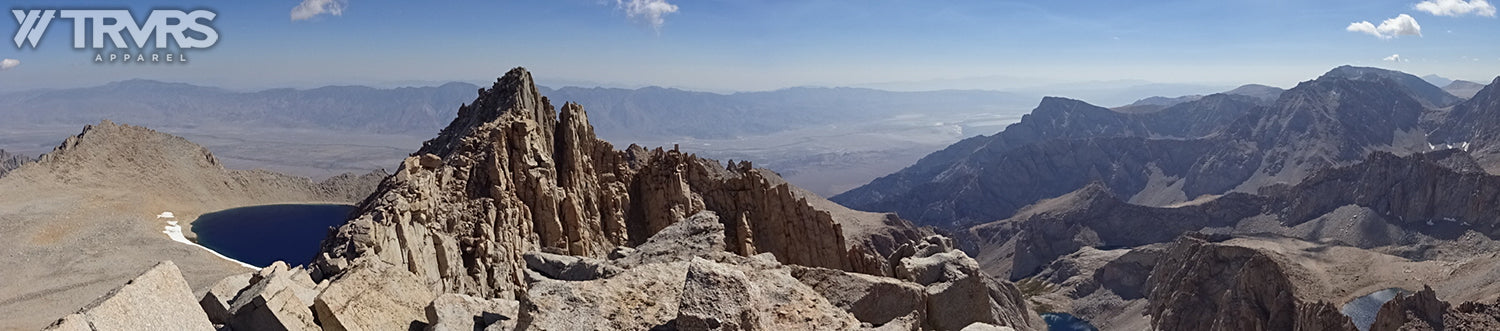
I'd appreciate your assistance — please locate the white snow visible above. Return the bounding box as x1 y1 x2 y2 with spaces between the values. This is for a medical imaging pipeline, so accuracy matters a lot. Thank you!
158 212 258 270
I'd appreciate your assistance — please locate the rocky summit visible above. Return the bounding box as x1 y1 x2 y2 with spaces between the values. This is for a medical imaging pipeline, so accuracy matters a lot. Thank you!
38 67 1045 331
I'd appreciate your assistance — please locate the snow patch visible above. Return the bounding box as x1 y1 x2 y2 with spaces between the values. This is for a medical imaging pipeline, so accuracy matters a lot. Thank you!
1429 141 1471 151
158 212 258 270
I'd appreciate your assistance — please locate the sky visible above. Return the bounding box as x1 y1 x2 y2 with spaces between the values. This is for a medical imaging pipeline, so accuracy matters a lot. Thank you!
1 0 1499 92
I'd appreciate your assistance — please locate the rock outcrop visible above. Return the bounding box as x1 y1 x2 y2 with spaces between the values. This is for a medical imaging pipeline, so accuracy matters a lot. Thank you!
311 67 918 300
43 261 215 331
155 210 1041 331
1145 234 1358 331
515 211 1042 331
1368 286 1500 331
424 293 520 331
0 148 34 178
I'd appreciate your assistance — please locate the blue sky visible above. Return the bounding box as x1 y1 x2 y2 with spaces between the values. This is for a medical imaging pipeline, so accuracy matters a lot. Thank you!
2 0 1499 92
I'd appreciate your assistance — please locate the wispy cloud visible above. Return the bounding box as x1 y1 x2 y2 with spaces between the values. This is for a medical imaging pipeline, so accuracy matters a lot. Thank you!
1346 14 1422 39
1383 54 1408 62
1415 0 1496 17
615 0 679 30
0 59 18 70
291 0 348 21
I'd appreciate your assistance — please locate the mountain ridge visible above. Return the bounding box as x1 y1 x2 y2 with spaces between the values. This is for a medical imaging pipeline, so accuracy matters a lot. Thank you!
835 66 1488 228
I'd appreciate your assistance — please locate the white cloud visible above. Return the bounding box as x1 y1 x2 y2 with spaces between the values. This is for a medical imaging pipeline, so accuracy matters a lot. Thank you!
0 58 18 70
615 0 679 30
1346 14 1423 39
291 0 348 21
1384 54 1408 62
1415 0 1497 17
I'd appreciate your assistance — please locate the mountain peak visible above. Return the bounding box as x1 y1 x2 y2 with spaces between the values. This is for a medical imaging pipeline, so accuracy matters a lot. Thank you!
1443 79 1489 99
1316 65 1460 108
419 67 550 157
1422 74 1455 88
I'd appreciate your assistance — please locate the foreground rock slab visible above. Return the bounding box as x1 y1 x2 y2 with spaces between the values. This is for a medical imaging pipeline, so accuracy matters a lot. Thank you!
44 261 214 331
314 260 437 331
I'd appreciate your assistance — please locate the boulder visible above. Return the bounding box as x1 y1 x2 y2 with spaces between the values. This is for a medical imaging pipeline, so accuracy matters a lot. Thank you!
891 246 1043 331
199 272 252 325
226 262 321 331
676 257 762 330
43 261 214 331
522 262 690 330
522 251 622 281
425 293 520 331
229 287 319 331
315 260 437 331
789 266 925 326
615 211 726 268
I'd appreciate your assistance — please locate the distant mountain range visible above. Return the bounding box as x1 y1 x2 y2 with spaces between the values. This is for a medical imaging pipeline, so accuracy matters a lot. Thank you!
834 66 1494 228
539 86 1039 140
0 80 480 135
0 80 1042 141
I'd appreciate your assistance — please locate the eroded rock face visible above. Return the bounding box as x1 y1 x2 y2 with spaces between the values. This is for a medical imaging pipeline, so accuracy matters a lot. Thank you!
1369 285 1500 331
311 67 903 299
1146 234 1357 331
43 261 215 331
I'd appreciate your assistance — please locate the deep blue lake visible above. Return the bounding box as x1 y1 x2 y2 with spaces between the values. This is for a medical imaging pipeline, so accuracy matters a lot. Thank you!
192 204 356 268
1341 288 1409 331
1042 313 1098 331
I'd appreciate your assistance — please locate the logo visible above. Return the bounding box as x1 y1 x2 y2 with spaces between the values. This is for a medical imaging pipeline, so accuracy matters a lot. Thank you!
12 9 218 64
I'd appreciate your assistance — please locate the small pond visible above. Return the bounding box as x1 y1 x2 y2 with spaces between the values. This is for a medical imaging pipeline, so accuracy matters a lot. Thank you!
1042 312 1099 331
1341 287 1410 331
192 204 356 268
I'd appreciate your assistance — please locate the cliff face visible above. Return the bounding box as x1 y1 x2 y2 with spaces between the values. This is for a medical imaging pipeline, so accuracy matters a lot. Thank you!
1370 286 1500 331
1274 151 1500 238
1146 234 1358 331
312 68 918 298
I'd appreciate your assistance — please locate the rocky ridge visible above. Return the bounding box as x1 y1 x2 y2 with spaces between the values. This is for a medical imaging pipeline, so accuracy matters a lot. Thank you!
32 67 1048 330
49 209 1045 330
310 68 931 302
834 92 1262 227
835 66 1470 229
974 149 1500 282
